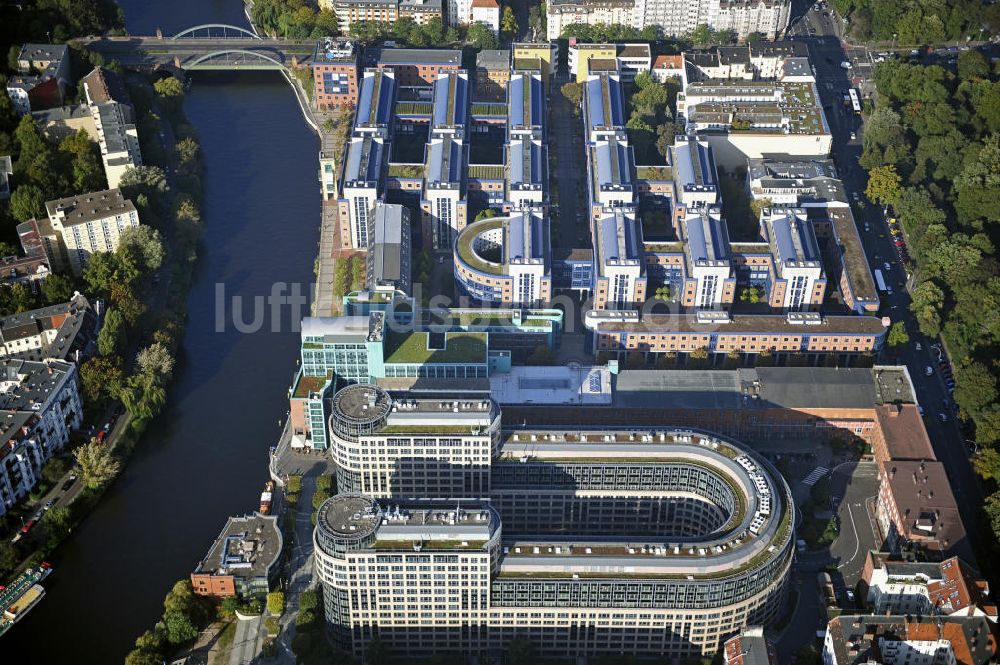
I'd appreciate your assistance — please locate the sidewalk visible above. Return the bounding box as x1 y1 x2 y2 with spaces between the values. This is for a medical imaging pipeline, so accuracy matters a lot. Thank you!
274 474 320 664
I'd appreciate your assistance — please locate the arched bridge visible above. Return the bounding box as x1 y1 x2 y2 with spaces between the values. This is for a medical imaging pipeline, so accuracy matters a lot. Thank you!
78 24 316 72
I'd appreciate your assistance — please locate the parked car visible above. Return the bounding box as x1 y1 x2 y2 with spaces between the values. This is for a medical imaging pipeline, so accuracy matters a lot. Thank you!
925 366 934 376
20 519 36 535
61 475 77 492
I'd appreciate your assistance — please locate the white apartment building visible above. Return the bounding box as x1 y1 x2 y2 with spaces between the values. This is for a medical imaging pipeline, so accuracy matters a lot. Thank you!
339 135 385 249
446 0 472 25
594 208 646 310
682 208 733 309
422 136 468 251
677 79 832 166
547 0 637 41
548 0 790 41
672 135 719 209
0 294 96 362
470 0 500 31
81 67 143 189
0 359 83 518
42 188 141 275
760 208 824 310
91 101 143 189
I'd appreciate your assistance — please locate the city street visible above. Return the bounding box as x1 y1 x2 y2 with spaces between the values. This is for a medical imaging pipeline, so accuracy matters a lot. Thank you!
799 33 986 551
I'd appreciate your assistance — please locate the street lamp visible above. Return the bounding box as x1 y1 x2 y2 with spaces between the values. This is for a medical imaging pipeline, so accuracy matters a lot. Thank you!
891 33 897 51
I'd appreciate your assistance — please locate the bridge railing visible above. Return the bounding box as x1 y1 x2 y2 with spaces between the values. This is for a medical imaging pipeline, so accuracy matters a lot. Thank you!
172 24 260 40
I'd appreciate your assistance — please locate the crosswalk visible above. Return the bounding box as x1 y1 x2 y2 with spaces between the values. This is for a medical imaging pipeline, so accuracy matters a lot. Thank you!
801 467 829 486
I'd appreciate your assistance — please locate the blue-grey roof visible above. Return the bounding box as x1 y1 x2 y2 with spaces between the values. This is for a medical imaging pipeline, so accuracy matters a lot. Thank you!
508 139 544 188
674 136 718 194
432 73 468 129
585 75 624 134
684 212 729 264
344 136 383 185
597 211 641 269
506 211 548 265
355 70 396 127
508 73 544 132
425 137 464 185
594 139 633 190
768 212 820 265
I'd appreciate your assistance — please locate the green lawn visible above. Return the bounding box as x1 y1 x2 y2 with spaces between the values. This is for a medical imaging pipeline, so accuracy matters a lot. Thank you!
385 331 488 365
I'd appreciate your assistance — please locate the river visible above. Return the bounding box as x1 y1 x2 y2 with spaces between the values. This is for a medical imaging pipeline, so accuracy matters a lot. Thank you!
3 2 319 662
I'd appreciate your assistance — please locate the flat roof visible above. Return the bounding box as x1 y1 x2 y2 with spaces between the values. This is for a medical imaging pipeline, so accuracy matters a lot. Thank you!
368 203 409 289
476 49 510 71
45 188 136 227
595 312 885 337
489 365 612 405
193 514 282 580
613 366 890 412
374 48 461 66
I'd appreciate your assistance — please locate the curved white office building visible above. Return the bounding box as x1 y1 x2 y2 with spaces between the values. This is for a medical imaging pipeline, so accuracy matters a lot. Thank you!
315 388 793 662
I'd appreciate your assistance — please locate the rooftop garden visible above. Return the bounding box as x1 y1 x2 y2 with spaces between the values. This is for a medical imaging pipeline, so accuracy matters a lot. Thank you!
456 217 505 275
384 331 488 365
395 101 433 115
636 166 672 180
293 375 328 398
468 164 505 180
471 102 507 117
387 163 424 178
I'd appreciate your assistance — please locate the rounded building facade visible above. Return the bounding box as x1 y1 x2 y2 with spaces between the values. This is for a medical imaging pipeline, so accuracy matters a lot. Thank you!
314 427 793 660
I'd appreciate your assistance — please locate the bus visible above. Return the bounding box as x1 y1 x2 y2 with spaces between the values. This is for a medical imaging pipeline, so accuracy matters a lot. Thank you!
848 88 862 114
874 269 890 294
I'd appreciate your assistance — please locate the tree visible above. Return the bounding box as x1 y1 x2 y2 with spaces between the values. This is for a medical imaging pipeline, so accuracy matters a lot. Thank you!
501 6 518 38
474 208 499 222
655 121 682 159
74 439 122 490
0 283 39 315
42 457 71 484
136 343 175 384
0 541 17 578
953 361 998 416
41 274 76 304
910 280 944 337
118 225 165 272
124 650 161 665
120 372 168 420
887 321 910 347
98 309 126 357
749 197 773 220
267 591 285 615
163 609 198 645
118 165 169 205
957 50 990 81
467 21 499 49
985 492 1000 543
9 184 46 222
79 356 124 405
739 286 763 304
44 506 73 547
865 165 902 206
110 282 145 326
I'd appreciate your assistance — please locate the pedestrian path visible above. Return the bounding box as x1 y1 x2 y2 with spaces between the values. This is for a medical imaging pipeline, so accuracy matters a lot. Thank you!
801 467 829 486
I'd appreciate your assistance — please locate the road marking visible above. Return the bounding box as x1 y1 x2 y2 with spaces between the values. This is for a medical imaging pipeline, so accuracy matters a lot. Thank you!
802 467 829 486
